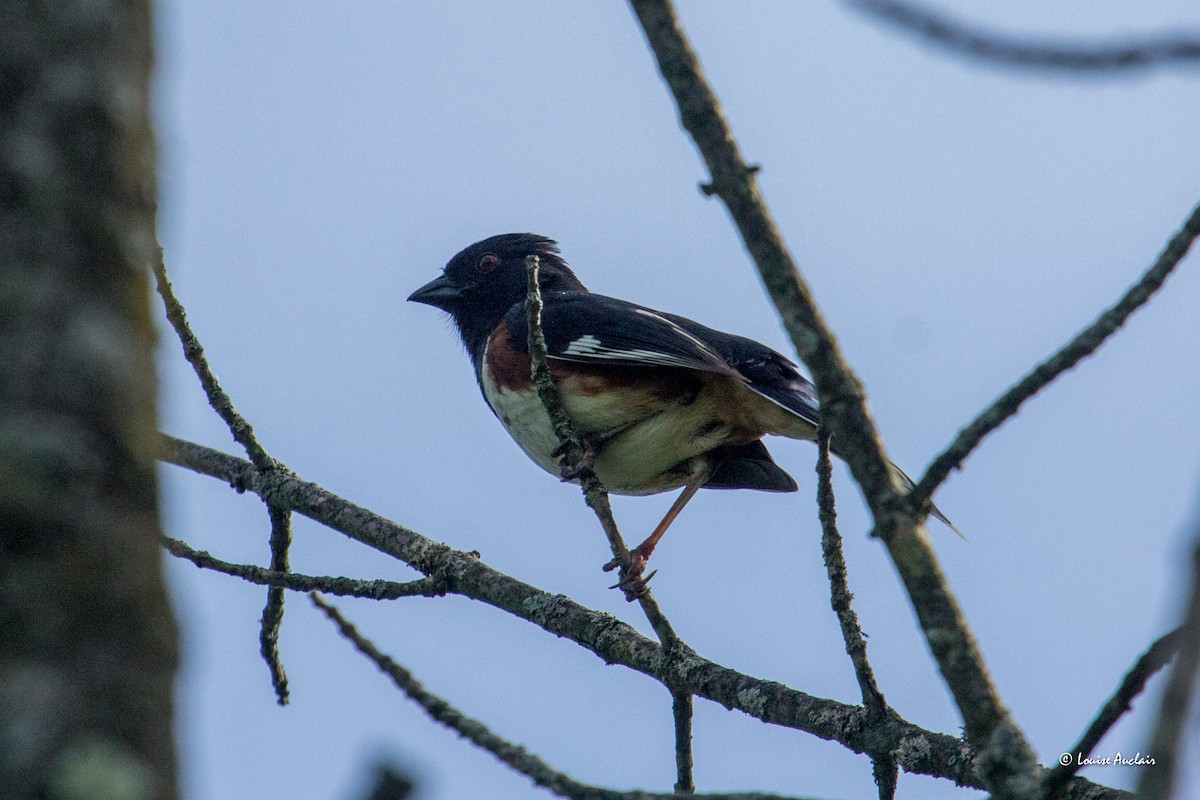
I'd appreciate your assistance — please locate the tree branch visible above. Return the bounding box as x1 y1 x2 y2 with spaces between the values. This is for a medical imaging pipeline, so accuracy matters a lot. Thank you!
524 254 694 792
152 249 297 700
847 0 1200 72
156 436 950 778
1041 628 1181 799
628 0 892 510
672 691 695 795
311 593 818 800
152 249 277 471
158 434 1131 799
523 257 641 602
816 432 889 719
912 201 1200 508
163 536 447 599
260 504 292 704
816 431 896 800
626 2 1040 795
1137 527 1200 800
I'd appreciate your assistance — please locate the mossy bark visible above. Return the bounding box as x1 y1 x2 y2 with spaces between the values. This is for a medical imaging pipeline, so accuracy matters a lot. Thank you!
0 2 179 798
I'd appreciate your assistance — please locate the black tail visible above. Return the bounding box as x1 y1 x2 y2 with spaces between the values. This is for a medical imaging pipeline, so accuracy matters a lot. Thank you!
703 440 798 493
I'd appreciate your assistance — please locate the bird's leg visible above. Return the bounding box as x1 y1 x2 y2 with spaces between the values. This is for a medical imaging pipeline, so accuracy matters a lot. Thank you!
629 479 703 568
604 459 713 591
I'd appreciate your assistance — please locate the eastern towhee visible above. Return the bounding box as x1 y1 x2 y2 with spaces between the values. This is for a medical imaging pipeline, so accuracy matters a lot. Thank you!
410 233 955 578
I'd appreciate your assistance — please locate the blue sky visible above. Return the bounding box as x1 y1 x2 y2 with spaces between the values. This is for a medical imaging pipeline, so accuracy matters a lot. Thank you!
154 2 1200 798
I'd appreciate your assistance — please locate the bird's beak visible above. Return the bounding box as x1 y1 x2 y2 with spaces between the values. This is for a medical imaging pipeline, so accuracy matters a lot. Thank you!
407 274 460 311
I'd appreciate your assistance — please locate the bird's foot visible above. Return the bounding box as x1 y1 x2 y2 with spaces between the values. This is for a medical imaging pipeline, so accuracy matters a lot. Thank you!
554 437 596 482
603 547 655 601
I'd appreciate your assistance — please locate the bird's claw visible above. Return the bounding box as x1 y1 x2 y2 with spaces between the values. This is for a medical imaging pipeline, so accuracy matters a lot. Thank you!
554 438 596 482
610 569 657 600
603 552 654 601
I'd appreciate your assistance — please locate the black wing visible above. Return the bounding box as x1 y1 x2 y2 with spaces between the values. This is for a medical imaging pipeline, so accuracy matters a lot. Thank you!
504 292 736 376
504 291 820 428
658 311 821 428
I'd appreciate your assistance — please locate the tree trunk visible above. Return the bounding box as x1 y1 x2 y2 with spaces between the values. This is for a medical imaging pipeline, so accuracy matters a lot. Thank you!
0 1 179 798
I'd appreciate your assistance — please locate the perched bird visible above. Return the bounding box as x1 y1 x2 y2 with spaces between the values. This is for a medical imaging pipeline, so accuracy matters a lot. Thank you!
409 233 953 578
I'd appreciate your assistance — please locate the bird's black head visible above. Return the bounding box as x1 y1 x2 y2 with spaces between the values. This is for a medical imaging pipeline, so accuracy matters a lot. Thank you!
409 233 587 354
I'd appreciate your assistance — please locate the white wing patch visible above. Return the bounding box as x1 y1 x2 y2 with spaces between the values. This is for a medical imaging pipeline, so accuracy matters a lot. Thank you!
562 334 603 356
558 308 728 371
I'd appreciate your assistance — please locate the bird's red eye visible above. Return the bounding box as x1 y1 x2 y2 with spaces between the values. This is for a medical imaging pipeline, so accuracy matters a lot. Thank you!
477 254 500 273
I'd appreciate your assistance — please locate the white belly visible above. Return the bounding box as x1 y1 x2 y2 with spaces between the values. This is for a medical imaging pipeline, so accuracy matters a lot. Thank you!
480 368 563 478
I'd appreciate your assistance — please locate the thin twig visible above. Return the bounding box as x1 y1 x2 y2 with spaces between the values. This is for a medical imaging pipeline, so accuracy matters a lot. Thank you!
522 256 635 597
166 434 1100 795
672 691 695 794
310 593 816 800
816 431 889 718
871 759 898 800
152 248 298 701
151 247 276 471
626 0 893 507
913 202 1200 509
1041 628 1182 799
522 255 677 634
163 535 447 599
524 254 695 793
260 503 292 704
816 431 897 800
627 2 1040 795
1137 529 1200 800
847 0 1200 72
